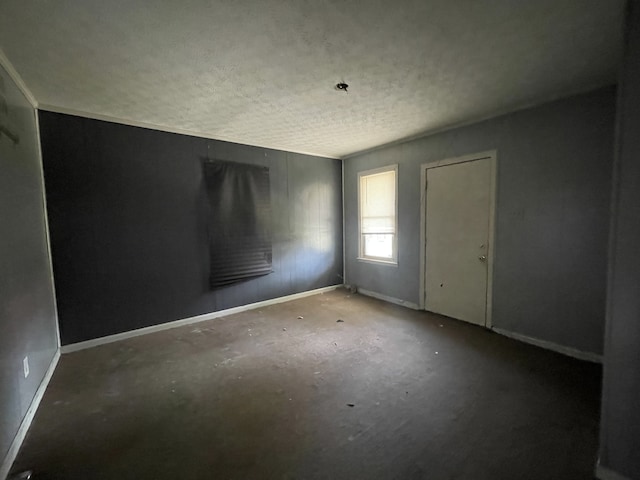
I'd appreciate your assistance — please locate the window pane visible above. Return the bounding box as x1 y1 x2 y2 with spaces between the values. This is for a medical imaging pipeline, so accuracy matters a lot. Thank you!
361 170 395 220
363 234 394 259
359 166 396 262
361 215 395 234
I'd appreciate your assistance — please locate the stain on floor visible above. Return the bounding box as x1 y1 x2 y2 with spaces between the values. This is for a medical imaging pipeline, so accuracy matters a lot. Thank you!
11 289 602 479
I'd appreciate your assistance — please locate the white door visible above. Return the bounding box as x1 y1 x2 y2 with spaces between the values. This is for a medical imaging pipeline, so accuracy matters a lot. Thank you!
425 157 492 326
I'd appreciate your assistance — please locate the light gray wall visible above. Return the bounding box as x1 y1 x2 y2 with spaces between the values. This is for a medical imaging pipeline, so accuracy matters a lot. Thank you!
599 2 640 479
0 65 58 466
344 87 615 355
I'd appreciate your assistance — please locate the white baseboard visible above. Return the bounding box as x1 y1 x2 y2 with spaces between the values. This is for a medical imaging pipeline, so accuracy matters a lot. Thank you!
492 327 602 363
596 463 634 480
61 285 343 354
356 288 420 310
1 349 60 480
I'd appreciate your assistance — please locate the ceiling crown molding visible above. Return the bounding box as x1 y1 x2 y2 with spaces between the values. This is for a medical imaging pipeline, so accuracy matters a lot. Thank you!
37 103 340 160
0 47 38 108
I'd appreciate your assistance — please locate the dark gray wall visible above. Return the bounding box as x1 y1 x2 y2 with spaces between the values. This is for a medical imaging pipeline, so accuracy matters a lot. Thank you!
0 66 58 465
344 87 615 355
599 2 640 478
39 112 343 345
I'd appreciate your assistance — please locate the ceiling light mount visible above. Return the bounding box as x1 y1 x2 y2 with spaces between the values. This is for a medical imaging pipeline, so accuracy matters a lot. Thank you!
335 82 349 93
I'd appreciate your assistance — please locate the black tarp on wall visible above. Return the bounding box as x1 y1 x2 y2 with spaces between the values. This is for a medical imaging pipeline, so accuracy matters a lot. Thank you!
39 111 343 345
203 159 273 287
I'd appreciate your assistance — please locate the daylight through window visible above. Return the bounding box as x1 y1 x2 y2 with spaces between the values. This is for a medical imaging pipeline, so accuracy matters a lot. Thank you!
358 165 397 263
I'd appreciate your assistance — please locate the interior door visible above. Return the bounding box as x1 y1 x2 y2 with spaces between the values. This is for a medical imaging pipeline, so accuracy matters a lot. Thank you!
425 157 492 326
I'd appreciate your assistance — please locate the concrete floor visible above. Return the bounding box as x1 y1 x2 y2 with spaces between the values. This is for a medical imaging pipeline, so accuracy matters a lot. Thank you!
12 289 602 479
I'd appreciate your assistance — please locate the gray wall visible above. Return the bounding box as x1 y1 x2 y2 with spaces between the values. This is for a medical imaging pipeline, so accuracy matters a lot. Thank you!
0 66 58 466
599 2 640 478
39 112 343 345
344 87 615 355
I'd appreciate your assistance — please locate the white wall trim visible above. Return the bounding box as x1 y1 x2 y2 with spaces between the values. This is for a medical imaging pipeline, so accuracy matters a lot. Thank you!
37 104 338 160
341 158 346 285
596 463 633 480
356 257 399 267
356 164 399 264
0 349 60 480
419 163 427 310
0 48 38 108
357 288 420 310
492 327 603 363
419 150 497 328
485 152 498 328
61 285 343 353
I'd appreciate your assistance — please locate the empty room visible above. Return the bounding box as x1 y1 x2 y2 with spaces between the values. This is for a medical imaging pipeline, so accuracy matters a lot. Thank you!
1 1 639 479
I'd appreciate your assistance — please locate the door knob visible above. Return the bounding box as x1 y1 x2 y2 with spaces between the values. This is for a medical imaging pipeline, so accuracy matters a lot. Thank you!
479 255 487 262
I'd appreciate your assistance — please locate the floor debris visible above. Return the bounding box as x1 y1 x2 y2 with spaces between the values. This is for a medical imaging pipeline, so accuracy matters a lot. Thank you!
336 319 344 323
297 316 304 319
283 328 287 331
347 403 355 407
11 289 603 480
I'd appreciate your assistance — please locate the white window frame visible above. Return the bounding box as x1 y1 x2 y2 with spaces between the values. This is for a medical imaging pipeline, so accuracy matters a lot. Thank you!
357 164 398 265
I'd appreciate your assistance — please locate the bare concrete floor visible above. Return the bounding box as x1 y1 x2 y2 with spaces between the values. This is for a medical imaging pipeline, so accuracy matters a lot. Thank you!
12 289 601 479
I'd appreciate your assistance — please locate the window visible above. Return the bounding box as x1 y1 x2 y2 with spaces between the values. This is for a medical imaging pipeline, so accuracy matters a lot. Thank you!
358 165 398 264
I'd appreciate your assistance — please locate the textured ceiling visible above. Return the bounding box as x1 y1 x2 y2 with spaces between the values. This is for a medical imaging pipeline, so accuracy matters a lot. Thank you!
0 0 625 158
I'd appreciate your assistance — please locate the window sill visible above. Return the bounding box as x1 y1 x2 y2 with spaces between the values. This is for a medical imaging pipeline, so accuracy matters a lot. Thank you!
357 257 398 267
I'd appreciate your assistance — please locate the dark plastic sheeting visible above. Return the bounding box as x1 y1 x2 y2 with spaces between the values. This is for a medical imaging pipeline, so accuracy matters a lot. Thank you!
203 159 273 287
39 111 343 345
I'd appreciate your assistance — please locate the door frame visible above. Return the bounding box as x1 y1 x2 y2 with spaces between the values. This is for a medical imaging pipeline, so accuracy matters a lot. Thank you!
418 150 497 328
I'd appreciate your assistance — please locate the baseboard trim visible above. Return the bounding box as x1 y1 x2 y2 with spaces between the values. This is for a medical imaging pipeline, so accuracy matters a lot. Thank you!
61 285 343 354
596 463 634 480
1 348 60 480
356 288 420 310
492 327 602 363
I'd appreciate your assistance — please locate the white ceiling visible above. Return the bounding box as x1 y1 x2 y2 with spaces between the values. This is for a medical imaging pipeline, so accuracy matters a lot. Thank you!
0 0 625 158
